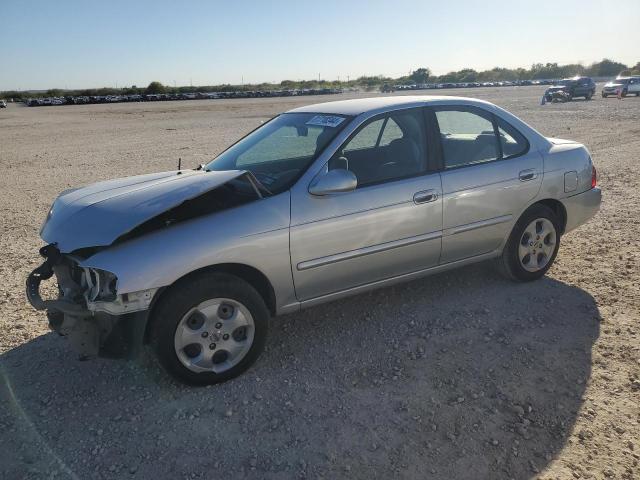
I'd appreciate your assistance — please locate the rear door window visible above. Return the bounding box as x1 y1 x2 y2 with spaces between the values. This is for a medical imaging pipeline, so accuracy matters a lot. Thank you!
433 106 529 168
434 107 500 168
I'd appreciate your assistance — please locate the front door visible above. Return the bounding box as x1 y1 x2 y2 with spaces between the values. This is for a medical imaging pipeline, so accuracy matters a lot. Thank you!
290 108 443 301
432 106 543 264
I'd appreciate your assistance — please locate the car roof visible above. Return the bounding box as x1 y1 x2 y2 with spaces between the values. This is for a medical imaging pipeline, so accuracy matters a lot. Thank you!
286 95 493 116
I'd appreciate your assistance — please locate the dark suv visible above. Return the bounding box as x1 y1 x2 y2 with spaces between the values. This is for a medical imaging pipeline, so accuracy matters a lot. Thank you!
544 76 596 101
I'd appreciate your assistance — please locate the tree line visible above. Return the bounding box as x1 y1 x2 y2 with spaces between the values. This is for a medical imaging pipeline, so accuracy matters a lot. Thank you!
2 58 639 100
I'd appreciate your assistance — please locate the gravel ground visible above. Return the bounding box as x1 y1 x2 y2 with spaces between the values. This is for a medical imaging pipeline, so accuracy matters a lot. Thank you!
0 86 638 480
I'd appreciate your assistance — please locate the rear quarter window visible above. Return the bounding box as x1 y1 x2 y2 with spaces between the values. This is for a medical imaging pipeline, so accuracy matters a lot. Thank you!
496 117 529 158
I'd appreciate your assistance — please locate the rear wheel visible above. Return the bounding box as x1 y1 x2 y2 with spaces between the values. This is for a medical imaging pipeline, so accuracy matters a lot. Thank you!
622 89 628 97
497 204 561 282
585 92 592 100
602 92 607 98
151 272 269 385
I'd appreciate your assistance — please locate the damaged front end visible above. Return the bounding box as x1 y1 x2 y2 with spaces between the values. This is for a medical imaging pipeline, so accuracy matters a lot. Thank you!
26 244 155 358
26 168 269 359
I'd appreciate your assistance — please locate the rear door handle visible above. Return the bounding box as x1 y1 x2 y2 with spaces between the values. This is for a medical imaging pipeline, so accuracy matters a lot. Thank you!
413 190 438 204
519 169 537 182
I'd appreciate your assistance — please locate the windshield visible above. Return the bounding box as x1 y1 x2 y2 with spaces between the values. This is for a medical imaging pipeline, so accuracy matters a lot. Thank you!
206 112 350 194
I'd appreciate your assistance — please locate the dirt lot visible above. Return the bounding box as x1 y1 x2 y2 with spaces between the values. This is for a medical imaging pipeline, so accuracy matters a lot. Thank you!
0 87 638 480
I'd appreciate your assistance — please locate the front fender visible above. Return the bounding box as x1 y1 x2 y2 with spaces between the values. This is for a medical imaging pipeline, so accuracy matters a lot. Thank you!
81 192 296 311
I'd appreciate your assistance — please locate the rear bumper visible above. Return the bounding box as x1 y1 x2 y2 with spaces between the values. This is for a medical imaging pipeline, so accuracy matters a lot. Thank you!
562 187 601 234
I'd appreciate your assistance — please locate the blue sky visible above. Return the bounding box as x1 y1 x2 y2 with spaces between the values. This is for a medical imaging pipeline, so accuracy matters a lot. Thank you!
1 0 637 90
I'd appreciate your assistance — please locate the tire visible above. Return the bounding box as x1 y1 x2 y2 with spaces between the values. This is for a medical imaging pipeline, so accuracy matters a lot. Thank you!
151 272 269 385
585 92 592 100
497 204 561 282
622 89 627 98
602 93 607 98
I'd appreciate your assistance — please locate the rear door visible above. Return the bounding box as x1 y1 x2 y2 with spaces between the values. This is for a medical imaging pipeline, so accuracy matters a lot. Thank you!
432 105 543 264
289 108 442 301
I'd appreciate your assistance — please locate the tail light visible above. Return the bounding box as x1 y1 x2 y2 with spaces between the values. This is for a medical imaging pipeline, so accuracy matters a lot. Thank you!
591 165 597 188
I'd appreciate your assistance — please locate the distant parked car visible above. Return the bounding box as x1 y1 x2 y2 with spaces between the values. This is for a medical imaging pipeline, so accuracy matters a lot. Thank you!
544 77 596 101
27 96 601 385
0 100 6 108
602 77 640 97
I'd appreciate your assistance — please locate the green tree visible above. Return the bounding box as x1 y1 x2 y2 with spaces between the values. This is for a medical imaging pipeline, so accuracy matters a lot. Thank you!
585 58 628 77
146 81 166 94
410 67 432 84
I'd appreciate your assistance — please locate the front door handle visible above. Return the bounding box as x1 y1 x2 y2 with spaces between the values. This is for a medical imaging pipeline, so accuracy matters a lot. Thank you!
519 169 537 182
413 190 438 204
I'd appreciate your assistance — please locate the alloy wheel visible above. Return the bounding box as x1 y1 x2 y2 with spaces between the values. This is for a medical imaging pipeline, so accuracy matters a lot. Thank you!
174 298 255 373
518 218 557 272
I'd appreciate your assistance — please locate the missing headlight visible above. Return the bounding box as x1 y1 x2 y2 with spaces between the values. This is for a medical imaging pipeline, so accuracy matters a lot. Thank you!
82 267 118 302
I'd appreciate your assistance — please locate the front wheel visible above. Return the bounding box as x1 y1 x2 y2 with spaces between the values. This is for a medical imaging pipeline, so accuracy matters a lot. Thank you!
151 272 269 385
585 92 592 100
497 204 561 282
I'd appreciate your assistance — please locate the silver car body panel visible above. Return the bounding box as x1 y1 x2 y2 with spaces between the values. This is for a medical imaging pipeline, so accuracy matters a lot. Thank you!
80 191 298 313
290 172 443 300
34 96 601 320
438 150 543 264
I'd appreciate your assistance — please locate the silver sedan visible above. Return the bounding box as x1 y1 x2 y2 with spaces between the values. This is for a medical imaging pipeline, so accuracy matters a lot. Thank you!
27 96 601 384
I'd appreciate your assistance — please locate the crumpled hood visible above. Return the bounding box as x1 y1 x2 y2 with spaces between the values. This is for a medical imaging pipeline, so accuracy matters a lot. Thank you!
41 169 247 252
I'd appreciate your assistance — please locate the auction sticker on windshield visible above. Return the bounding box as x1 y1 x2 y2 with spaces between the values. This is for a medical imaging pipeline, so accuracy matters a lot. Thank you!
306 115 345 128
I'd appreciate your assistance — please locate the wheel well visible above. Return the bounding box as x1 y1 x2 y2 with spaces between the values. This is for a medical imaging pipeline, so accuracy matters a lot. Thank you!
534 199 567 234
143 263 277 343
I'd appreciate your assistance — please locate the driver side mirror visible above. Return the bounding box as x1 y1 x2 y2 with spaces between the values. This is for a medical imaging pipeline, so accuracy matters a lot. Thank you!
309 169 357 196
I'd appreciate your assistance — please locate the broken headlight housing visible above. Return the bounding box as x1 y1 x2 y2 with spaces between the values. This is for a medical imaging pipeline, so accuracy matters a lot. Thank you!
80 266 156 315
81 267 118 302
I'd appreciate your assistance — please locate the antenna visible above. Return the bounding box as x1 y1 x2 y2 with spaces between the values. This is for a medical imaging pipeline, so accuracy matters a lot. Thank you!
177 157 182 174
